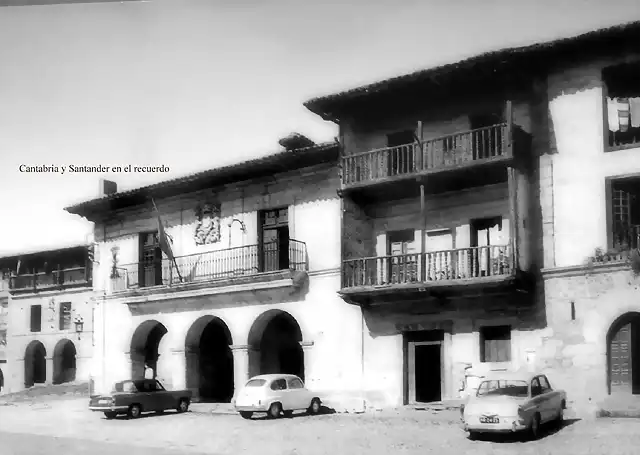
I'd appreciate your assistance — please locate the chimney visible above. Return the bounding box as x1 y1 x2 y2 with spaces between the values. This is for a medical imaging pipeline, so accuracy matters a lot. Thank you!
278 133 315 151
99 179 118 197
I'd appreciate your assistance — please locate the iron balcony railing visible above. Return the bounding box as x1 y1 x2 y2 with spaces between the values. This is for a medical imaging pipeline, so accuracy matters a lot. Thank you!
342 244 512 290
9 266 91 291
111 239 308 291
341 124 529 187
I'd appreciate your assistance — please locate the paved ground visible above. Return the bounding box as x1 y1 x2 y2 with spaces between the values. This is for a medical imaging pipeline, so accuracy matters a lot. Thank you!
1 399 640 455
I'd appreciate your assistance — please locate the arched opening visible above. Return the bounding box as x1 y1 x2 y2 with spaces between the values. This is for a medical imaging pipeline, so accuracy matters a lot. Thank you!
185 315 234 403
248 310 304 381
130 320 168 380
24 340 47 388
53 339 77 385
607 312 640 395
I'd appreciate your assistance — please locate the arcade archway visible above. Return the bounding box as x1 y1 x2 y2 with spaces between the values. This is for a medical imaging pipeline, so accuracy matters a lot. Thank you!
130 320 168 380
24 340 47 388
53 339 77 385
248 309 304 381
185 315 234 402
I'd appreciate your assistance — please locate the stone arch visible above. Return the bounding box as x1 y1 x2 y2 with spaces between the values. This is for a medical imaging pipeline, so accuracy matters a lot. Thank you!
24 340 47 388
247 309 304 381
185 315 234 403
130 320 168 380
53 339 77 385
606 311 640 395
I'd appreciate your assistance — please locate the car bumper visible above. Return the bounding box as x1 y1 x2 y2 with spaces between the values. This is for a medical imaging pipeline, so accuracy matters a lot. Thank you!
234 404 269 413
89 406 129 413
463 416 528 433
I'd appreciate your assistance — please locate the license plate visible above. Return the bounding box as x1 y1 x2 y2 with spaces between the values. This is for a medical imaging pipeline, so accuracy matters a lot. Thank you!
479 416 499 424
98 399 111 405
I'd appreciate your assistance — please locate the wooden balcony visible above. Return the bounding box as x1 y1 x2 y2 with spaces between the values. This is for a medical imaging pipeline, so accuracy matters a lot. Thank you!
110 240 308 297
340 124 530 200
9 266 92 293
341 244 518 304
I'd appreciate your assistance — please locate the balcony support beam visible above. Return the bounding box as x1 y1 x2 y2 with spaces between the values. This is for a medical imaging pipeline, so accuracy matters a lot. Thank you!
508 166 518 272
420 182 426 283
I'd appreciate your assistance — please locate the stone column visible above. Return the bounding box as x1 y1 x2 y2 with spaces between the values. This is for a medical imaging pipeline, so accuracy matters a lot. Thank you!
46 356 54 385
170 348 186 390
300 341 314 385
231 345 250 395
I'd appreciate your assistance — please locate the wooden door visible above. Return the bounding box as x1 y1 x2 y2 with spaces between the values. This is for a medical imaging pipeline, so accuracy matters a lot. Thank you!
610 323 633 394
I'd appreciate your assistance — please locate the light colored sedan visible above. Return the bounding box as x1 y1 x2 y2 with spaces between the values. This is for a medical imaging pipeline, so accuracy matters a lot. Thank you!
233 374 322 419
461 371 567 440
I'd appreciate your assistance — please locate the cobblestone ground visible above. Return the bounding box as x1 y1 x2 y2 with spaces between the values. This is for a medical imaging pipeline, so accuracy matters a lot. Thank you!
1 399 640 455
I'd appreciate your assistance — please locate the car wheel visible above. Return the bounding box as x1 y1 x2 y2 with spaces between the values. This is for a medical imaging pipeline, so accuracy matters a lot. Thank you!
177 399 189 413
128 404 141 419
268 402 282 419
307 398 321 415
529 413 541 440
104 412 117 420
239 411 253 420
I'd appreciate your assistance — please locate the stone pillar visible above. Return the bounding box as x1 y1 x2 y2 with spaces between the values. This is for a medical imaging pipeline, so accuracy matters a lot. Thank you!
46 356 54 385
170 348 186 390
231 345 250 394
300 341 314 385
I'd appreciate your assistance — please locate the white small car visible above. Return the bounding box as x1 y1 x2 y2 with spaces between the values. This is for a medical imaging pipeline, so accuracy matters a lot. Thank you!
461 371 567 440
233 374 322 419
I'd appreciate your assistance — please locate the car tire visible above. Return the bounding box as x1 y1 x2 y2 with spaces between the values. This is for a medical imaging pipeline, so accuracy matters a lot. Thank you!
177 399 189 413
104 412 117 420
307 398 321 415
268 402 282 419
529 413 541 440
128 404 142 419
239 411 253 420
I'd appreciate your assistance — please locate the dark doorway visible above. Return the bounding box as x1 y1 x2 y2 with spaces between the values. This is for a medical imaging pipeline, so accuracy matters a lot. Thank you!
130 320 168 380
53 339 77 385
185 316 234 403
138 231 162 287
248 310 304 381
405 330 444 404
24 340 47 387
260 208 290 272
608 313 640 395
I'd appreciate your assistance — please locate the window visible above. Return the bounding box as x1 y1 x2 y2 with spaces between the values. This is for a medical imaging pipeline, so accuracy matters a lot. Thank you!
30 305 42 333
270 378 287 391
288 377 304 389
59 302 72 331
479 325 511 362
603 62 640 149
531 377 542 397
609 177 640 249
538 375 552 393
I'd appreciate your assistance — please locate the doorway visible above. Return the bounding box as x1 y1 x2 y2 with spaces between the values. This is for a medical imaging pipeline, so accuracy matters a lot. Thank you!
406 330 444 404
608 312 640 395
138 231 162 287
260 208 290 272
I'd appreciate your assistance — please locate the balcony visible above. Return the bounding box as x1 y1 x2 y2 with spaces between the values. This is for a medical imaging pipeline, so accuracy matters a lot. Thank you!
110 240 308 300
8 266 91 293
341 244 518 303
341 124 530 200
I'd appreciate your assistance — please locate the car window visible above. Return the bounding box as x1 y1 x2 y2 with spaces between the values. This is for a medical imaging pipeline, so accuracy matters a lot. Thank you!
113 381 137 393
288 378 304 389
531 378 542 397
154 380 166 391
270 379 287 391
476 380 528 398
245 379 267 388
538 375 552 393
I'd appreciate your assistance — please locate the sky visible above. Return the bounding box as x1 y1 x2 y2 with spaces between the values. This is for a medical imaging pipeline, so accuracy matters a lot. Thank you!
1 0 639 256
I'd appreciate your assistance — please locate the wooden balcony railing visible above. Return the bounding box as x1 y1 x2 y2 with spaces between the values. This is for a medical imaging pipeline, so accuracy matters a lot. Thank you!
342 244 512 290
9 266 91 291
341 124 523 187
111 239 308 291
612 224 640 250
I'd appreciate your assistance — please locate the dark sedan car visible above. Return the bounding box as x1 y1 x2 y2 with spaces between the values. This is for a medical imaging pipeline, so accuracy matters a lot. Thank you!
89 379 192 419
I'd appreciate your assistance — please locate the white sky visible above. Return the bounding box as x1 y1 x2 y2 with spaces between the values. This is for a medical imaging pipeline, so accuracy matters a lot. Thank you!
1 0 639 256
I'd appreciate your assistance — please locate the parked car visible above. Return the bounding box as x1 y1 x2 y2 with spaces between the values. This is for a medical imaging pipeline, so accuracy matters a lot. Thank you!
461 371 567 440
89 379 192 419
233 374 322 419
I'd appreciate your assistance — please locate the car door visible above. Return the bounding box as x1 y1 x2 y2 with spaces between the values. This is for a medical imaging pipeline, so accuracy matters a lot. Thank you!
529 377 547 420
270 378 288 409
133 380 154 412
287 377 308 410
538 375 556 420
154 380 174 410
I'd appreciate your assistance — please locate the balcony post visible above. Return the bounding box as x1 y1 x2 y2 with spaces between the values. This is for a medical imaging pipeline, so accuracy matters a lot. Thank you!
508 166 518 274
57 264 62 286
504 100 513 158
420 182 426 282
33 267 37 292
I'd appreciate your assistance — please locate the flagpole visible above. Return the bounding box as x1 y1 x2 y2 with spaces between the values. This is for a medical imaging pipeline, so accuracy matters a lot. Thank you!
151 197 183 283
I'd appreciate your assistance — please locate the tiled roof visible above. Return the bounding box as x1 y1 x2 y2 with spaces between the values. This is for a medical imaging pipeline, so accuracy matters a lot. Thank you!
304 20 640 120
64 141 339 221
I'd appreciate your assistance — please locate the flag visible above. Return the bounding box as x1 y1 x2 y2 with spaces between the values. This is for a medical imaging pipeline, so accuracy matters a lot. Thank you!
152 198 183 282
16 259 21 275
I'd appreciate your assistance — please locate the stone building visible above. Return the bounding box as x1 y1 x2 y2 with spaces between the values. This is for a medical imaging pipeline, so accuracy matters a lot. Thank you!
0 244 94 393
303 20 640 415
65 138 365 411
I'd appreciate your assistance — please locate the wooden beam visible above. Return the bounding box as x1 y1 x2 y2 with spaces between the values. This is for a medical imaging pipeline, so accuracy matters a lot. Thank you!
505 100 514 159
508 166 519 273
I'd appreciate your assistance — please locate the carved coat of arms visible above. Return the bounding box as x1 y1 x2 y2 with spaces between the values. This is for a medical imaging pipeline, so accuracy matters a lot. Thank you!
194 203 221 245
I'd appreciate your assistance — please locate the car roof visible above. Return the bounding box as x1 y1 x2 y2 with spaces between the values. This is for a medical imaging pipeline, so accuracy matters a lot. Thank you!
481 370 545 383
248 374 301 381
